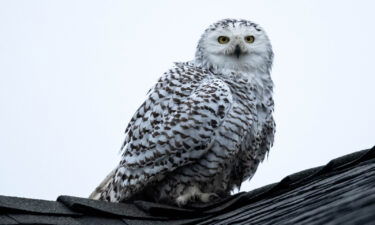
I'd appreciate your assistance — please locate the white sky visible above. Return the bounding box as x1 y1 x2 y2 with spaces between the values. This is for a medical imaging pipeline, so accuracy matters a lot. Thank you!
0 0 374 201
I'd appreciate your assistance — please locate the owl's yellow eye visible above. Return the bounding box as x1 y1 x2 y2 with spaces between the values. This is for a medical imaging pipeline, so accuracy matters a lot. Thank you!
245 35 255 43
218 36 230 44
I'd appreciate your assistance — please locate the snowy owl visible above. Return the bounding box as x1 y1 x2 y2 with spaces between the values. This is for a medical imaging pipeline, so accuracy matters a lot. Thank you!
90 18 275 206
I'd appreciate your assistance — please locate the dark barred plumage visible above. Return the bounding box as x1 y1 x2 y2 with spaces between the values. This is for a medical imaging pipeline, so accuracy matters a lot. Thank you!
90 19 275 206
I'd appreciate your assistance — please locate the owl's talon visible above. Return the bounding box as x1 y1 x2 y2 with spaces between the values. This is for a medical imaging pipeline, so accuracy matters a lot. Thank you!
198 192 218 203
175 186 221 206
209 193 219 201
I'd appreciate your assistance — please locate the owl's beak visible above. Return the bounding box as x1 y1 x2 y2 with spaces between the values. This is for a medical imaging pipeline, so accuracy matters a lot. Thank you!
234 45 242 58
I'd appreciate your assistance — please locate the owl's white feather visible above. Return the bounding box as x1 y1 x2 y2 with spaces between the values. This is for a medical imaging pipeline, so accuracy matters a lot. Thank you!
90 19 275 206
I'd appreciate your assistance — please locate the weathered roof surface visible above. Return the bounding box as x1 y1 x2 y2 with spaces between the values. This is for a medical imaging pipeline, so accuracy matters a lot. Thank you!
1 146 374 225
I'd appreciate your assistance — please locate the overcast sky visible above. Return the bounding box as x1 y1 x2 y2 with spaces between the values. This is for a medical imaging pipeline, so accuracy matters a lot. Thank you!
0 0 374 201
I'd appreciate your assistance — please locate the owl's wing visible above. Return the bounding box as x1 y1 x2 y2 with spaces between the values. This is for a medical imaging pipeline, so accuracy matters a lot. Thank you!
259 96 276 157
117 64 232 188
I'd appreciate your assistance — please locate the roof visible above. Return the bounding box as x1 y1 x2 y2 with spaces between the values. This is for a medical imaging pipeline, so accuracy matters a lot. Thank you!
1 146 375 225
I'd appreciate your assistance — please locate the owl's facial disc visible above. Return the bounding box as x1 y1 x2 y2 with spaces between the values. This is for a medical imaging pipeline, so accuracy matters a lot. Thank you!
195 19 273 73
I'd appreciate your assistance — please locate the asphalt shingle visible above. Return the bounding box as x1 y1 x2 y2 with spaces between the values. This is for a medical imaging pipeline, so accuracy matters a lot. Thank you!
0 195 79 216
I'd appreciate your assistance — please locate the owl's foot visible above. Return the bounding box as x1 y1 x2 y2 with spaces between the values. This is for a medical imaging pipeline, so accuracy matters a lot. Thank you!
196 192 219 203
176 186 219 206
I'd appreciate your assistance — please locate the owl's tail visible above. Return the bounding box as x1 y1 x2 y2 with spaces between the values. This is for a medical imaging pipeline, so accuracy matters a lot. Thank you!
89 168 116 200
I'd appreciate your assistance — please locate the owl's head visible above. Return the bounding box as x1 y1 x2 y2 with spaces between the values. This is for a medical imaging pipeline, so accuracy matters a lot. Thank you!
195 19 273 74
